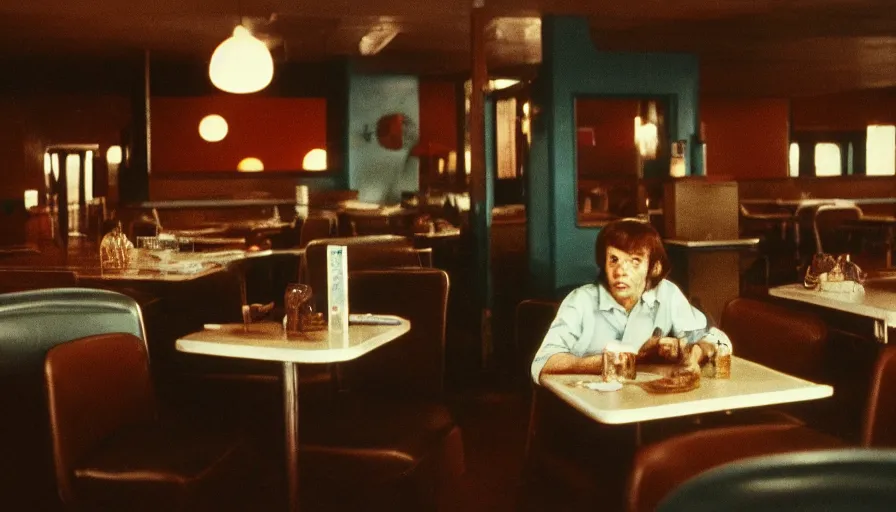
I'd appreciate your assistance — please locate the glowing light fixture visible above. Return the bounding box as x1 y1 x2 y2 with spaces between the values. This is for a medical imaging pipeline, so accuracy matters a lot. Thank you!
209 25 274 94
634 101 659 160
359 23 399 56
24 189 38 209
106 145 122 165
199 115 229 142
237 157 264 172
302 148 327 171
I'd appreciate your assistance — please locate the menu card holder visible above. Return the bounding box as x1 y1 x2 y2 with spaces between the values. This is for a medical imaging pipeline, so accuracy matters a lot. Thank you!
327 245 349 332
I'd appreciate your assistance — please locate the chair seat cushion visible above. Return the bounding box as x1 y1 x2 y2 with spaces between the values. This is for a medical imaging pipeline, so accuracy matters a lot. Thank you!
73 420 253 511
628 423 847 512
300 395 464 484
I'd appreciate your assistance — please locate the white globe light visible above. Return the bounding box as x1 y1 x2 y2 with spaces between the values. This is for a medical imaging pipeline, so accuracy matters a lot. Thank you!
198 115 229 142
209 26 274 94
302 148 327 171
237 157 264 172
106 145 122 165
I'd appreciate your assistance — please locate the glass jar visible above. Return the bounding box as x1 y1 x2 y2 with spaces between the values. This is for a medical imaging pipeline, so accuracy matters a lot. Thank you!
284 283 313 334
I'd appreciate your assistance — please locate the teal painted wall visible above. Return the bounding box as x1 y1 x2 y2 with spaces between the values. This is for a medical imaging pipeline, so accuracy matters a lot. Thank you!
346 71 420 203
528 16 700 295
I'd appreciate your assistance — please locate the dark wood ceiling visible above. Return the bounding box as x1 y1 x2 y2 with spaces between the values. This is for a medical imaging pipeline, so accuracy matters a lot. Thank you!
2 0 895 97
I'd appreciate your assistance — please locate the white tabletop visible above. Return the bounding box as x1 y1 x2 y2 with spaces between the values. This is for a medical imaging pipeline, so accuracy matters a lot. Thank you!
541 357 833 425
769 283 896 325
176 318 410 364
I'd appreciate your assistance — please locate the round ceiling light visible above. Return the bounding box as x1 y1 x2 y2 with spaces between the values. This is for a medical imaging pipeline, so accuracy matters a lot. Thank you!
237 157 264 172
208 25 274 94
302 148 327 171
198 115 229 142
106 145 123 165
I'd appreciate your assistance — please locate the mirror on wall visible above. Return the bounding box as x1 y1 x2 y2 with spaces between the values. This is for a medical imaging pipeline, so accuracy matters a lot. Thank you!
575 96 671 226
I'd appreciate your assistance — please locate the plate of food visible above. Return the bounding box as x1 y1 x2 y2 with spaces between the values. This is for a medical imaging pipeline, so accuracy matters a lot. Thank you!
639 369 701 394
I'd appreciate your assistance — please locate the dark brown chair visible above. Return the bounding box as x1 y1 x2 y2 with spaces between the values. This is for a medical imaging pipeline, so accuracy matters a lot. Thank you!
627 424 845 512
301 235 426 312
639 296 832 440
44 332 256 511
298 213 337 248
814 204 864 255
625 343 896 512
720 297 828 382
0 288 147 510
299 268 465 511
515 298 560 383
518 298 631 508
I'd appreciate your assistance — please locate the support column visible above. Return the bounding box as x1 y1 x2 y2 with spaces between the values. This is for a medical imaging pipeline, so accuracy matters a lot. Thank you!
469 1 492 369
122 50 151 203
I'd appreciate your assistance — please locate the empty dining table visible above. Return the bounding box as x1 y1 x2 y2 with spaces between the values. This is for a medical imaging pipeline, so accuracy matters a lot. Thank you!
176 318 411 512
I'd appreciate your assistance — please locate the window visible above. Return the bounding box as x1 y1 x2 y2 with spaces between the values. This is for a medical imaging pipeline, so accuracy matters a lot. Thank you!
814 143 841 177
866 124 895 176
788 143 799 177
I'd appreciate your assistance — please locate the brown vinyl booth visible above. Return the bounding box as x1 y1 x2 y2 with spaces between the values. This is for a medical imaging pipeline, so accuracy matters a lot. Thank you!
299 268 465 511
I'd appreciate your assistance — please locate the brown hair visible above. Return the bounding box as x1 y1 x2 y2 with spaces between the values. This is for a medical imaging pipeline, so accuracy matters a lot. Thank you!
594 219 670 289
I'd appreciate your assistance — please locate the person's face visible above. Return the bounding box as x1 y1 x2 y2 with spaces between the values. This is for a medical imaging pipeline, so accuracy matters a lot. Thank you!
605 245 650 311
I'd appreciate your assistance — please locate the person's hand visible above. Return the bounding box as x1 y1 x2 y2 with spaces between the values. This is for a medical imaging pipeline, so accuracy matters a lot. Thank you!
656 337 684 362
638 328 663 360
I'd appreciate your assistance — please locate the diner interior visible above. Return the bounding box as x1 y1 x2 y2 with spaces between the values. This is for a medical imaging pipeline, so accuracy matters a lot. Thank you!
4 0 896 510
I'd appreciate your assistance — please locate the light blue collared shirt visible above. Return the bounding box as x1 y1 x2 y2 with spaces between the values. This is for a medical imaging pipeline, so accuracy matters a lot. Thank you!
530 280 729 384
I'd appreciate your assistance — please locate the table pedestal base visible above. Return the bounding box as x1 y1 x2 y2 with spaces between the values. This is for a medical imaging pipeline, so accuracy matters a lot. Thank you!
284 362 300 512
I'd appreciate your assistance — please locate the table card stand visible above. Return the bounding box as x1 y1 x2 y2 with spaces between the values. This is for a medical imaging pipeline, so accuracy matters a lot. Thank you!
327 245 349 332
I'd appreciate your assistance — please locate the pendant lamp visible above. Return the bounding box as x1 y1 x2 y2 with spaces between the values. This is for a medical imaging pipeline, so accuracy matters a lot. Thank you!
209 25 274 94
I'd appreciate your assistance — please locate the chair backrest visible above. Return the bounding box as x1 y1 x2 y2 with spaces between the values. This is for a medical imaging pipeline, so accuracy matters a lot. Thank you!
657 448 896 512
302 235 423 311
44 332 157 504
720 297 827 382
862 345 896 447
299 214 336 248
515 299 560 381
0 287 146 374
794 203 824 255
338 268 449 398
0 288 146 508
0 268 78 294
814 204 864 254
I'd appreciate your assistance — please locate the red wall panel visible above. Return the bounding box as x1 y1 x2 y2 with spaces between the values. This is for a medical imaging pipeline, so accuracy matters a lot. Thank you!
418 80 457 151
701 97 790 179
150 96 326 172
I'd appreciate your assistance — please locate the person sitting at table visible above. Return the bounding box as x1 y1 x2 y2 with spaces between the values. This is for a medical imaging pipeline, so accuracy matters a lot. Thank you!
531 218 731 384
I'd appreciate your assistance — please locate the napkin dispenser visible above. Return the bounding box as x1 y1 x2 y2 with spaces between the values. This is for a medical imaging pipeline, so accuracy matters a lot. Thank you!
804 253 865 293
